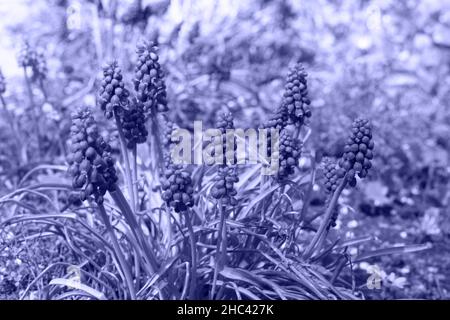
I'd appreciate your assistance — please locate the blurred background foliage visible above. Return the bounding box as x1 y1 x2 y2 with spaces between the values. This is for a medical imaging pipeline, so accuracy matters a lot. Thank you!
0 0 449 299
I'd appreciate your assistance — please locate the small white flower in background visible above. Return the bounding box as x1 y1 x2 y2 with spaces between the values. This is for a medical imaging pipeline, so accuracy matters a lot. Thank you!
14 258 22 266
42 102 53 113
400 266 410 274
359 262 370 271
400 231 408 239
420 208 441 236
42 102 60 120
347 220 358 228
345 231 355 238
387 272 407 289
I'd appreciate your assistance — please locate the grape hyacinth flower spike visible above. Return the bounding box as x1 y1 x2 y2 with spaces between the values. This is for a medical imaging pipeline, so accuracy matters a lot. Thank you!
67 107 118 204
122 98 148 149
97 61 130 119
161 163 194 213
211 166 239 206
337 118 374 187
303 118 374 258
216 111 236 165
276 129 302 180
322 157 341 193
321 157 342 229
134 41 168 117
281 62 312 127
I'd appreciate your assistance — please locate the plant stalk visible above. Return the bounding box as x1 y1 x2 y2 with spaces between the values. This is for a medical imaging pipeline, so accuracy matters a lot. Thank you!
132 145 139 210
302 178 347 260
211 200 228 299
150 115 165 173
184 209 197 300
97 203 135 299
110 188 158 275
114 111 136 214
23 67 42 158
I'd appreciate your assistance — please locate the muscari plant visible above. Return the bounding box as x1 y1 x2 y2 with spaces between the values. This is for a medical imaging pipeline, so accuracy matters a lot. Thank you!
5 42 416 301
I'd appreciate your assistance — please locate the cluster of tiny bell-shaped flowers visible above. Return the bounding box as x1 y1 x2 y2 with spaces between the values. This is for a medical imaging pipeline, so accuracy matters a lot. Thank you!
121 98 148 149
322 157 340 193
210 112 239 205
215 111 237 164
337 118 374 187
161 163 194 213
322 157 341 229
134 41 168 117
161 116 175 151
160 117 194 213
281 63 312 127
97 61 130 119
67 108 118 205
262 107 288 131
18 42 47 82
276 130 302 180
211 166 239 205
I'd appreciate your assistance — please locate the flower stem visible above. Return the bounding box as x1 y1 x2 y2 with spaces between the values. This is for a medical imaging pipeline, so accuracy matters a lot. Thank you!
303 178 347 260
114 111 136 214
150 115 165 173
211 200 227 299
110 188 158 275
97 203 135 299
184 209 197 299
38 78 48 102
23 67 41 158
132 145 139 210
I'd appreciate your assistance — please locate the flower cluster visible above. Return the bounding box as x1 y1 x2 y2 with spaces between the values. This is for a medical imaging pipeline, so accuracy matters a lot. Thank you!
281 63 311 127
134 41 168 116
216 112 234 134
97 61 130 119
211 166 239 205
216 111 236 164
121 99 148 149
161 117 175 151
67 108 118 204
277 130 301 180
161 164 194 213
322 157 340 193
0 69 5 95
338 118 374 187
18 42 47 82
262 107 288 131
